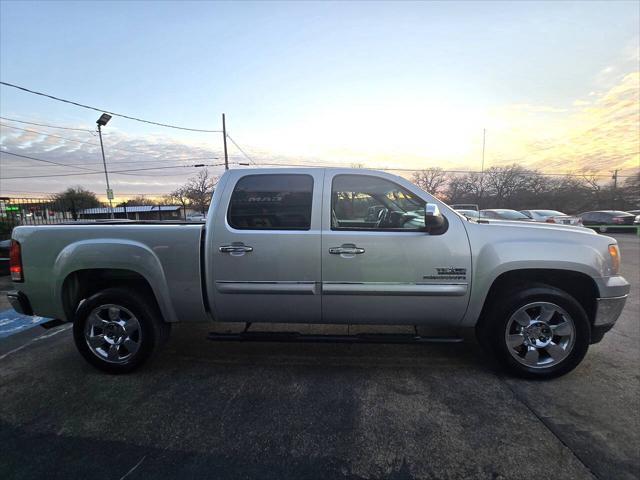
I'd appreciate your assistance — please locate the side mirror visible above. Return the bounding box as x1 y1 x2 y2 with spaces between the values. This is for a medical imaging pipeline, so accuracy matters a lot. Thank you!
424 203 445 233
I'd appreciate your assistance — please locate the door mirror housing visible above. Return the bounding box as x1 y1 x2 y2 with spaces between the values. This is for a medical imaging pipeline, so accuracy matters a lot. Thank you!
424 203 446 233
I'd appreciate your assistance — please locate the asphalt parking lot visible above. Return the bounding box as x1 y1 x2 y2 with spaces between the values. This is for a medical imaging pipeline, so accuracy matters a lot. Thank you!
0 234 638 480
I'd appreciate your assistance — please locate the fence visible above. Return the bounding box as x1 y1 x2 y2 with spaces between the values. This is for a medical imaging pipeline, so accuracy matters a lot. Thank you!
0 196 76 227
0 197 188 239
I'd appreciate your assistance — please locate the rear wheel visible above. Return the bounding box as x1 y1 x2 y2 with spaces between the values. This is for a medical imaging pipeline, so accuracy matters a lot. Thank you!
73 288 169 373
598 226 608 233
478 284 590 379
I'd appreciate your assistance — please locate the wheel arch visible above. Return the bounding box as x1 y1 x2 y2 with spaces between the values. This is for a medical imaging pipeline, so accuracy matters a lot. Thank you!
476 269 599 331
53 239 177 323
61 268 167 323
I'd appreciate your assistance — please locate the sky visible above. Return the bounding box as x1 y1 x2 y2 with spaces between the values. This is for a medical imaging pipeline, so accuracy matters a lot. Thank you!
0 0 638 200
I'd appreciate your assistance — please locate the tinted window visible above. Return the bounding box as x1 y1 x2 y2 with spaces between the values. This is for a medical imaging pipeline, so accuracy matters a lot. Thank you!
331 175 425 230
228 174 313 230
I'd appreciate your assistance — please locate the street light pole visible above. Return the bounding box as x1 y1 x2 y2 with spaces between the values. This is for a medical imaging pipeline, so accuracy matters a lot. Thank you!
481 128 486 174
96 113 113 219
222 113 229 170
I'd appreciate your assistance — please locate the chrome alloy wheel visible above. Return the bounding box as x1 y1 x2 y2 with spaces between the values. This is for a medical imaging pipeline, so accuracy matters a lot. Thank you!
505 302 576 369
84 304 142 364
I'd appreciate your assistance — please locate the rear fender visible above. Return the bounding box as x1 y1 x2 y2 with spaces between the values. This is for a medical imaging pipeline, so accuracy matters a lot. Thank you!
52 239 177 322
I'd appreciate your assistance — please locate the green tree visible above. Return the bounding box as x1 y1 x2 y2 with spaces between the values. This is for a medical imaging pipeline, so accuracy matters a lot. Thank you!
52 187 101 220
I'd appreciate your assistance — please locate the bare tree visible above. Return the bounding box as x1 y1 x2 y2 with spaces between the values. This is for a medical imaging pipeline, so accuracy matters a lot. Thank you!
183 169 218 214
483 164 530 207
411 168 448 198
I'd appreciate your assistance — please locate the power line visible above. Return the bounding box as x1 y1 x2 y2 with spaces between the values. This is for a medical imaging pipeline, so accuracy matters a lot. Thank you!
0 189 175 196
244 162 636 178
225 134 255 165
1 122 220 161
1 122 100 147
0 122 217 165
0 116 95 132
0 150 99 172
0 81 222 133
1 153 231 179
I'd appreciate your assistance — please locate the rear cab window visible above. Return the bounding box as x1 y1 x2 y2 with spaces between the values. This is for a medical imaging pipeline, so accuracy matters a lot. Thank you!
227 174 314 230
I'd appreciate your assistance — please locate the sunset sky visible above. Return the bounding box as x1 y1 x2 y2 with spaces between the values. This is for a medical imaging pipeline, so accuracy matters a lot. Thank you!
1 1 638 200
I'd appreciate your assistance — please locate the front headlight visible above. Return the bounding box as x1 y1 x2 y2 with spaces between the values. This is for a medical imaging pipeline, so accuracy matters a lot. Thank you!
608 244 620 275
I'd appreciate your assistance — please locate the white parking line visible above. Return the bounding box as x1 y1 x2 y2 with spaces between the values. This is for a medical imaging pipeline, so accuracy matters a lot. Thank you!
0 323 72 361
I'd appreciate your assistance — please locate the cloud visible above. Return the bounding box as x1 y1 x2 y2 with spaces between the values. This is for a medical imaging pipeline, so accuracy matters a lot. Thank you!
487 72 639 174
1 68 638 199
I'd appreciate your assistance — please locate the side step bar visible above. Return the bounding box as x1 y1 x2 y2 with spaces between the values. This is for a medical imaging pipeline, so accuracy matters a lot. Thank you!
207 331 463 344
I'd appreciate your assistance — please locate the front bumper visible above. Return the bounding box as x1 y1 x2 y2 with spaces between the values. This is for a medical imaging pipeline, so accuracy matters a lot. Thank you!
594 295 628 327
590 295 628 344
7 290 34 316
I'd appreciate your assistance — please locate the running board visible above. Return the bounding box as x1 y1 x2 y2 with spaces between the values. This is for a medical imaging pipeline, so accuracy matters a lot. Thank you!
206 331 464 344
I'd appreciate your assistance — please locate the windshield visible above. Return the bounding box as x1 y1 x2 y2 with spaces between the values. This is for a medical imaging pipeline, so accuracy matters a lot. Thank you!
492 210 530 220
534 210 565 216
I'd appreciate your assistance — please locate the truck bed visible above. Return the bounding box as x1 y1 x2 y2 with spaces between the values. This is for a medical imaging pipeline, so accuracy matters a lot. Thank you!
11 223 209 323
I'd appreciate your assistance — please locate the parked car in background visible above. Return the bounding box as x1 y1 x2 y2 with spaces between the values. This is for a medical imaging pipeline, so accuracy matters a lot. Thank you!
626 210 640 225
186 213 206 222
520 210 582 226
479 209 536 221
451 204 479 212
0 239 10 276
455 209 480 220
579 211 636 233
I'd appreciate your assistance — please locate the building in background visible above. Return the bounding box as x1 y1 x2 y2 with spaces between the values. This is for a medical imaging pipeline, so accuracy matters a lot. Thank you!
79 205 183 221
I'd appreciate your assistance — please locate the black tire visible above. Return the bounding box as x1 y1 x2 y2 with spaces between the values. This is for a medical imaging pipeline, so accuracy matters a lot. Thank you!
73 287 168 374
598 226 608 233
477 283 590 379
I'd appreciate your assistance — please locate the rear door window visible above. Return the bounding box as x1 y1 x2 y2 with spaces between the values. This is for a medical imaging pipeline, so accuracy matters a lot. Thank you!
227 174 313 230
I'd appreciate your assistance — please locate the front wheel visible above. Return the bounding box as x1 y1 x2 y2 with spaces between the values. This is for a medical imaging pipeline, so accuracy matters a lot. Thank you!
598 226 608 233
73 288 169 374
478 284 590 379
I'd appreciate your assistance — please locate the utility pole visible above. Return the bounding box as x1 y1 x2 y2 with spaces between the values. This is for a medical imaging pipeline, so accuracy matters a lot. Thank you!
612 169 618 209
222 113 229 170
481 128 486 174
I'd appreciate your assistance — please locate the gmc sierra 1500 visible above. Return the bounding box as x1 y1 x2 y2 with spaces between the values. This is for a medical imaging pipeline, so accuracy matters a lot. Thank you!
8 168 629 378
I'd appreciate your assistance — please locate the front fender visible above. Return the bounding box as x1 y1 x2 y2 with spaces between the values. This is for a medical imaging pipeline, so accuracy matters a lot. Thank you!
461 239 606 327
52 239 178 322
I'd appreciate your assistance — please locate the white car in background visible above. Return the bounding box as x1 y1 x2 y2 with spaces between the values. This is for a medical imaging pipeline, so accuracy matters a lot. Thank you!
521 210 582 226
186 213 206 222
455 209 480 220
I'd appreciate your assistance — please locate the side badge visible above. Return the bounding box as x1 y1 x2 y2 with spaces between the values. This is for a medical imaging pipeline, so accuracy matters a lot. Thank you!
423 267 467 281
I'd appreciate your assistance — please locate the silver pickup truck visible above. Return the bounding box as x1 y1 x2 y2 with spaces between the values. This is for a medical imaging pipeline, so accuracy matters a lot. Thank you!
8 168 629 378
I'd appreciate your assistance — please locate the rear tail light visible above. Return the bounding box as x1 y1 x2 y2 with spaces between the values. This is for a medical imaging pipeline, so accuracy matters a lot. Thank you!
9 240 23 282
545 218 556 223
612 217 623 224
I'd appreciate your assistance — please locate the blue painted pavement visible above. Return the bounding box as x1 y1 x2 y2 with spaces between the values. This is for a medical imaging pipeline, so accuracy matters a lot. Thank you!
0 309 51 338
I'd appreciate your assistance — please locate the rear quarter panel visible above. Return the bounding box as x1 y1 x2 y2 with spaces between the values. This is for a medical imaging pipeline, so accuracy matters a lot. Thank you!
12 224 208 323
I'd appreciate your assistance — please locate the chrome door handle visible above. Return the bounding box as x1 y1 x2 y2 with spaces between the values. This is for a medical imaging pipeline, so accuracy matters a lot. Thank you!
329 246 365 255
219 244 253 253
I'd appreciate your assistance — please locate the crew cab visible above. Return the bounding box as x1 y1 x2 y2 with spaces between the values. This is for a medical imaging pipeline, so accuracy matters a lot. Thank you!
8 168 630 378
